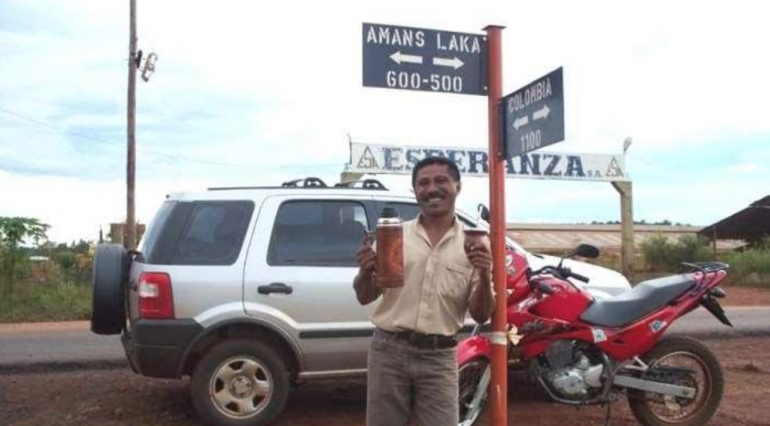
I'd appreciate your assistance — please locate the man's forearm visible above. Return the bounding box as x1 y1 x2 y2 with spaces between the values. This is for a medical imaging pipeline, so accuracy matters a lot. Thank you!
469 272 494 323
353 271 380 305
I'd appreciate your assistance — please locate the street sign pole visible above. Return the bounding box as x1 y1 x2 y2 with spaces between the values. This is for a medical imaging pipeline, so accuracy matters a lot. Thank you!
484 25 507 426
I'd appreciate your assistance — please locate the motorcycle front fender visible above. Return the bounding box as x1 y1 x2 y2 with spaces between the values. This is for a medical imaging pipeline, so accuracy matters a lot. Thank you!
457 335 492 366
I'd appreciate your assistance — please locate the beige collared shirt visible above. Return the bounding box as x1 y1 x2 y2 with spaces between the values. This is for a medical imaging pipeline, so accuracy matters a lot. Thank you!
371 216 482 336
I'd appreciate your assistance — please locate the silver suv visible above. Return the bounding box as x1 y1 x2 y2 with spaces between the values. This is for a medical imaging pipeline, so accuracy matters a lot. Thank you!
90 177 630 426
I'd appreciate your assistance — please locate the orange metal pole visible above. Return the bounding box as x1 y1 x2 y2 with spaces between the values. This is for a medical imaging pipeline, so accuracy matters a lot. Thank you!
484 25 507 426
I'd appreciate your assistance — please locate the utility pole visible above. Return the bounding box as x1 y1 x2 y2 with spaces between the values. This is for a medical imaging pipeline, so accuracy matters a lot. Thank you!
126 0 137 250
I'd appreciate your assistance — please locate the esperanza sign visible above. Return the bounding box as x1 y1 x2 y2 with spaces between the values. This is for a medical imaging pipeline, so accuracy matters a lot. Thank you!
349 142 628 182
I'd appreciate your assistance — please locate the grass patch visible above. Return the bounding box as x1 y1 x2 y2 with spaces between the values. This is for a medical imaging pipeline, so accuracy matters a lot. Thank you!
0 282 91 323
720 249 770 288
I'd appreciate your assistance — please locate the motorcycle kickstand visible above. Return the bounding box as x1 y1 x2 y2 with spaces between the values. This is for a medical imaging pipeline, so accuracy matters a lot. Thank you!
602 393 618 426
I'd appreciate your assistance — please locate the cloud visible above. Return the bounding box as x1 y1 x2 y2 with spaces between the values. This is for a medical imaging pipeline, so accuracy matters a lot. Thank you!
725 162 762 174
1 0 769 242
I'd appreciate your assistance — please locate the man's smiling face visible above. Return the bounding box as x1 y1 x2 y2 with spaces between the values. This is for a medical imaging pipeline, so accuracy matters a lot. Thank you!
414 163 461 218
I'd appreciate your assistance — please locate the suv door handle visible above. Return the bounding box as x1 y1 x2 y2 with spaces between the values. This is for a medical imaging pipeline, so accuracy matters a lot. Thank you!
258 283 293 295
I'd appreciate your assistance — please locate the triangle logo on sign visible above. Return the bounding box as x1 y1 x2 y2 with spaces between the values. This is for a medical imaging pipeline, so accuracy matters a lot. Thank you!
606 157 624 178
357 146 379 170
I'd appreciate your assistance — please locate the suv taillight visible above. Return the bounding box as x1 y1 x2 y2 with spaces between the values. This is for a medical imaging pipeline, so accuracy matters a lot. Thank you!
138 272 175 319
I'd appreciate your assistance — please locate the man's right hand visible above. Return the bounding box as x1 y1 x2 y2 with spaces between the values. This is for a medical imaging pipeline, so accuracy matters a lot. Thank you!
353 232 380 305
356 232 377 276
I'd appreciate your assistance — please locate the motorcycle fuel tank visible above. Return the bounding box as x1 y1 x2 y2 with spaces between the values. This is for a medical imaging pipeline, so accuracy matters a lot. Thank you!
530 278 593 323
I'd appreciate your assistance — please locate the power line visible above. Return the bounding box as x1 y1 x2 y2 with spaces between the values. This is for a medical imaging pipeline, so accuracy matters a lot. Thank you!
0 106 341 171
0 105 244 166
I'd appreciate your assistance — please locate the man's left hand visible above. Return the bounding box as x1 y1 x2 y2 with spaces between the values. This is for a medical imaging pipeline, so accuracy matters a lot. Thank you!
466 241 492 272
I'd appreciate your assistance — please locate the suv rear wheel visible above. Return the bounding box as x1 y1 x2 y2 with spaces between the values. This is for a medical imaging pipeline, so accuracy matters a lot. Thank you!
191 339 289 426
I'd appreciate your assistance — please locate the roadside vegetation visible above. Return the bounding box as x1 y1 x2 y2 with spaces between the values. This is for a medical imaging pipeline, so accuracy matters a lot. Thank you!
638 235 770 287
0 216 94 323
1 214 768 323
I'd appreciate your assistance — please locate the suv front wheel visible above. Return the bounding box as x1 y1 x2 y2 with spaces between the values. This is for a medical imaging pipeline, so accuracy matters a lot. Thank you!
191 339 289 426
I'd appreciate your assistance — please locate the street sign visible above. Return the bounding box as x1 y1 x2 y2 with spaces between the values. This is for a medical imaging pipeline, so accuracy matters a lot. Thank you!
348 142 628 182
362 23 487 95
502 67 564 157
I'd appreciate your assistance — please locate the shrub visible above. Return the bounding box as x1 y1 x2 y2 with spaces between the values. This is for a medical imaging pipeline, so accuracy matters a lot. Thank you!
640 234 675 272
641 234 714 272
55 251 77 271
721 248 770 287
676 235 714 264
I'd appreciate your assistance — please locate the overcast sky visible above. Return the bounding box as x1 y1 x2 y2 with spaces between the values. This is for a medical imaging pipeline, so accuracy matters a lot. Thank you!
1 0 768 243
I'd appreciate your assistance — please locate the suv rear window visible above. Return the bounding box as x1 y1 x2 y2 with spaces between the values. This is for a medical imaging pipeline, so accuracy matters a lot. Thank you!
140 201 175 259
268 200 368 267
145 200 254 265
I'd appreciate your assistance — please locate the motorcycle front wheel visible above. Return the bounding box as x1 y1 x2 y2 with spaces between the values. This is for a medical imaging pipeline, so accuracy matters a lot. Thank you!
458 357 490 426
628 335 724 426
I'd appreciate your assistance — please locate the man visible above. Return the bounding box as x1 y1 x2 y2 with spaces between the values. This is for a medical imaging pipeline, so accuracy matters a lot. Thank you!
354 156 494 426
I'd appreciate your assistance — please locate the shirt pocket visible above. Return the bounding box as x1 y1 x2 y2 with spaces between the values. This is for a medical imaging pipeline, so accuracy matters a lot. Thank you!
438 262 473 301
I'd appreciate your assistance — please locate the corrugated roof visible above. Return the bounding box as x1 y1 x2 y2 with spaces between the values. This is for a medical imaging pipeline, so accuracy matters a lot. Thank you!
507 223 744 253
699 195 770 242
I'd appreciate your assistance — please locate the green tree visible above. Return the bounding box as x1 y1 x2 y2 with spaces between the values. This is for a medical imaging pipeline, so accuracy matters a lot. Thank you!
71 239 91 254
0 217 49 295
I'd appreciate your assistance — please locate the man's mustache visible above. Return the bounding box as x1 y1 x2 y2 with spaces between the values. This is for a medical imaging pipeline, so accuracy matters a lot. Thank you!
422 191 445 200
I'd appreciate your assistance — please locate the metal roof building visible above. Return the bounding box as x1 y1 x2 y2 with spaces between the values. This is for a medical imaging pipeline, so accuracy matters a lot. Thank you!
699 196 770 245
507 223 744 254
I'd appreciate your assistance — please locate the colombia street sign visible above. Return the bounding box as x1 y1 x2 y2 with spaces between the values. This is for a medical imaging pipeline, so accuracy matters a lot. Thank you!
502 67 565 157
362 22 487 95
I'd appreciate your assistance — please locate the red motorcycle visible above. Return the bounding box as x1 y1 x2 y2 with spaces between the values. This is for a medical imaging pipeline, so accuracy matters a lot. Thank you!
457 244 731 426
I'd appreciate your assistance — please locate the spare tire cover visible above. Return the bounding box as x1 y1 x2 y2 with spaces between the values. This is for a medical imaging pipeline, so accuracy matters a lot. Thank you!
91 244 129 335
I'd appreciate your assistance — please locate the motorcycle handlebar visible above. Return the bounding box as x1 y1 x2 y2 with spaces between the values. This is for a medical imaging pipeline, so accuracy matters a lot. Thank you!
569 270 590 283
527 265 590 284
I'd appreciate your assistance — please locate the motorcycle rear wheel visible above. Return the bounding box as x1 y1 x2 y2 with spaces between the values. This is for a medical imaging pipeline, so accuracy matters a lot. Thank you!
628 335 723 426
458 357 490 426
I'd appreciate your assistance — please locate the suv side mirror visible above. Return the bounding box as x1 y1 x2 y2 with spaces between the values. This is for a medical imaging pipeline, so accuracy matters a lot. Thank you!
572 243 600 259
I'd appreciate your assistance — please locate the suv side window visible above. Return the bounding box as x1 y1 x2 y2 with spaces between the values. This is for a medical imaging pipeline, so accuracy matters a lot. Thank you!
268 200 368 267
380 202 421 221
149 201 254 265
379 202 475 227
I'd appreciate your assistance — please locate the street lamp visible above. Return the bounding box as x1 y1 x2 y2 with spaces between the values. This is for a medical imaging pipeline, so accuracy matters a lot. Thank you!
623 137 633 154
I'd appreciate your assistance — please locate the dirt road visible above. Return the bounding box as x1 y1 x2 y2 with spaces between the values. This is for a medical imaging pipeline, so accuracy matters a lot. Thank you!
1 336 768 426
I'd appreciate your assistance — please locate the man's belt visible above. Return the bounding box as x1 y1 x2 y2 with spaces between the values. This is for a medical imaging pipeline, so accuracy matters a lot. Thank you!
375 328 457 349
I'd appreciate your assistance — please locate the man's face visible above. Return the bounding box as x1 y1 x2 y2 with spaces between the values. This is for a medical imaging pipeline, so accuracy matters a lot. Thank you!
414 164 461 218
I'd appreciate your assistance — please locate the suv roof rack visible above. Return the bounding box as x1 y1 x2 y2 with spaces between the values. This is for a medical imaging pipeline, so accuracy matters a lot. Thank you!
281 177 328 188
207 177 388 191
334 179 388 190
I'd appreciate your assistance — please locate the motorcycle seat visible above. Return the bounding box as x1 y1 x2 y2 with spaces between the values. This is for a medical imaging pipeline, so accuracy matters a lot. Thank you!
579 274 695 328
